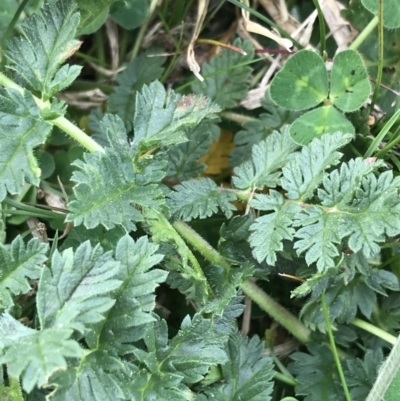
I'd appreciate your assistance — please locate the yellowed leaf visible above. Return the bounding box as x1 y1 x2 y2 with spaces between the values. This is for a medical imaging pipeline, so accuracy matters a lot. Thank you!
200 129 235 175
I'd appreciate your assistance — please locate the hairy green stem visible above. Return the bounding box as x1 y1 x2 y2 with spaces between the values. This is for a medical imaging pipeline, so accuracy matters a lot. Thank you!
370 0 384 112
348 16 378 51
351 318 396 345
241 280 311 344
274 371 298 386
0 72 104 153
322 293 352 401
174 220 312 344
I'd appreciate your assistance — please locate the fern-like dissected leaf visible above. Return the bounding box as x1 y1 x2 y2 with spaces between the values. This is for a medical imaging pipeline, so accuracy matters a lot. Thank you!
92 113 129 149
294 161 400 269
0 236 48 309
0 313 82 393
0 89 52 202
166 121 219 180
294 206 342 270
87 235 167 354
132 81 220 154
233 127 297 190
4 0 81 100
37 241 122 333
108 52 166 131
289 344 344 401
345 349 383 401
129 316 228 397
49 352 125 401
200 333 274 401
281 132 353 201
67 147 166 231
249 192 300 265
231 93 300 167
192 38 254 109
168 177 236 220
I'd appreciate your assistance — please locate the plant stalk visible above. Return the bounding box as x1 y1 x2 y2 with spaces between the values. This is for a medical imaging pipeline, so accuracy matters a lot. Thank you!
351 318 396 345
173 220 312 344
322 293 352 401
349 16 378 51
0 72 104 153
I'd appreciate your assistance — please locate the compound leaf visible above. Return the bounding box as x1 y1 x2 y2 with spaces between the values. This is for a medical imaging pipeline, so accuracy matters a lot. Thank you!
130 315 227 397
231 94 300 167
345 349 383 401
270 49 329 111
166 121 219 180
201 333 274 401
37 241 122 333
4 0 81 100
0 88 52 202
281 132 353 201
249 192 300 265
294 206 342 270
319 162 400 259
330 50 370 112
49 352 125 401
89 235 167 354
233 127 297 190
108 52 166 131
192 38 254 109
0 236 48 310
133 81 220 154
0 313 82 393
67 147 166 231
289 344 345 401
168 177 236 220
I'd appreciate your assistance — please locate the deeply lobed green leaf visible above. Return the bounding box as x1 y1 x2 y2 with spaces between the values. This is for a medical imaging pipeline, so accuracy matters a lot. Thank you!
4 0 81 100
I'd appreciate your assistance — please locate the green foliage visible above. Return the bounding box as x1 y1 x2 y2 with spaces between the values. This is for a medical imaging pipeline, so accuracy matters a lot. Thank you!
107 52 166 131
0 89 52 202
168 177 236 220
361 0 400 29
270 49 370 144
199 333 275 401
166 121 219 180
1 0 400 400
232 126 297 190
0 236 47 309
192 38 254 109
110 0 148 30
133 81 221 154
231 92 300 166
75 0 118 34
66 147 167 231
0 312 83 393
4 0 82 100
288 344 344 401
